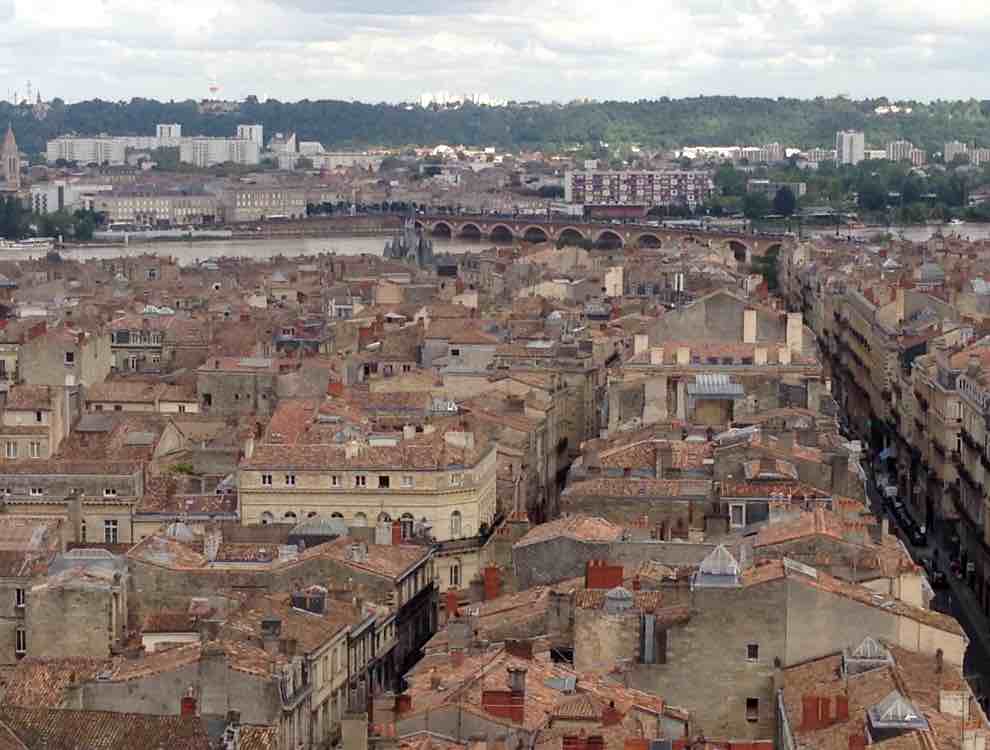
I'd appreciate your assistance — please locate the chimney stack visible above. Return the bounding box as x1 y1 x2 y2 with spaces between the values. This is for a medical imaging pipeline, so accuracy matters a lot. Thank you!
180 686 198 717
744 309 758 344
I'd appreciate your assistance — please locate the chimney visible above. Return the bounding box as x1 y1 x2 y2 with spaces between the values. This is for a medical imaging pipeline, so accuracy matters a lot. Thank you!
482 565 502 601
634 334 649 356
585 559 623 590
68 489 83 544
881 517 889 538
650 347 664 365
180 686 198 717
801 695 819 730
969 355 981 377
744 309 758 343
375 522 392 546
676 346 690 365
754 346 768 366
444 589 460 620
507 666 527 695
391 520 403 546
403 425 416 440
786 312 803 354
836 695 849 721
602 700 623 727
342 712 369 750
656 442 673 480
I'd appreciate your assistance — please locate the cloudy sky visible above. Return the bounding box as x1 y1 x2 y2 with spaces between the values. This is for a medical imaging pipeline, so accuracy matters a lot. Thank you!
1 0 986 103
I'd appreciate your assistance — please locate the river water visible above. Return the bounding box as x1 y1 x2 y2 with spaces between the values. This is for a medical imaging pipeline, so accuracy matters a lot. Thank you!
10 236 490 266
8 223 990 265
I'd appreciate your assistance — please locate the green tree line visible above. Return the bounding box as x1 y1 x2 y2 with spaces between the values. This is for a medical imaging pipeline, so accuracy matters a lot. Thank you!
10 96 990 155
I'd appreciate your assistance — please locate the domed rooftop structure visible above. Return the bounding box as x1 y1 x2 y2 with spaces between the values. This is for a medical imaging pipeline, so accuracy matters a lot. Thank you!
290 516 348 538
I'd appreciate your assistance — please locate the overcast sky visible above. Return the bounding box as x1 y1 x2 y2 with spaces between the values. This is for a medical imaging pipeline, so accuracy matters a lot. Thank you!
1 0 987 104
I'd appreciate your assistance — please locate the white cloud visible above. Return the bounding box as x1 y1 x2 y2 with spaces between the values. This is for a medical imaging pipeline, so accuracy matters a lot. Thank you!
1 0 987 102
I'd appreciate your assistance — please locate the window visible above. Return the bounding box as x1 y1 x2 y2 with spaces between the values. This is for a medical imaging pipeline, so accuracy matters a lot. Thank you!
261 473 273 486
104 520 119 544
285 474 297 486
355 475 367 488
28 442 41 459
401 475 414 488
729 503 746 528
29 488 43 497
64 351 75 365
81 519 86 541
94 404 103 411
450 348 461 357
450 510 462 538
113 404 123 412
450 562 461 587
4 442 15 459
353 512 367 527
746 698 759 723
331 475 340 487
34 411 42 424
14 588 25 609
449 473 463 487
260 511 275 525
103 488 118 497
178 404 186 414
15 627 25 656
747 644 759 661
284 511 297 521
378 475 390 489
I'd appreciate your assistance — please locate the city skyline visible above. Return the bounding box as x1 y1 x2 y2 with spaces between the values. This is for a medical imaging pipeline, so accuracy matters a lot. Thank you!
2 0 989 104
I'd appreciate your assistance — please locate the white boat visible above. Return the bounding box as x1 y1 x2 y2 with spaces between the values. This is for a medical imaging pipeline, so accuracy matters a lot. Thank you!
0 237 55 251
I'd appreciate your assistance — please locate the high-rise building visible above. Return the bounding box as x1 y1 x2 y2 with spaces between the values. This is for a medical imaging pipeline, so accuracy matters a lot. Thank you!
155 123 182 140
835 130 865 165
886 140 914 162
944 141 969 163
564 170 715 208
236 124 264 145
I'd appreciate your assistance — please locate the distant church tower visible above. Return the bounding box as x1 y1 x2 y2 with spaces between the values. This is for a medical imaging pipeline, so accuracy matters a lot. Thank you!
1 125 20 191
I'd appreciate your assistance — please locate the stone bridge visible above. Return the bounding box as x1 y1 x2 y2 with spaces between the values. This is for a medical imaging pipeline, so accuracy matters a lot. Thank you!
414 214 790 260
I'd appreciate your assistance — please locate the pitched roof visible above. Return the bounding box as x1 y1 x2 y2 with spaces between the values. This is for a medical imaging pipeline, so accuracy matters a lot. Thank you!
514 515 623 548
0 658 114 708
0 706 211 750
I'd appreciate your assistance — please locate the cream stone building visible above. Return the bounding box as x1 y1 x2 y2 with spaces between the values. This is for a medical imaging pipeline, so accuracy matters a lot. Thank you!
239 426 497 588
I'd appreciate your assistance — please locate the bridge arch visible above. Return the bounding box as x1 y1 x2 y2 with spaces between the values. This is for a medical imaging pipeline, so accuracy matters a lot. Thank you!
764 242 783 257
522 225 550 244
728 239 751 264
557 227 587 246
414 220 424 231
489 224 515 243
594 229 624 249
430 221 453 238
634 232 662 249
459 223 483 240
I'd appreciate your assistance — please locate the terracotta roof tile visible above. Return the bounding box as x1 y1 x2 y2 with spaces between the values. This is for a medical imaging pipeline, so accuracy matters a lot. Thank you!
514 516 623 548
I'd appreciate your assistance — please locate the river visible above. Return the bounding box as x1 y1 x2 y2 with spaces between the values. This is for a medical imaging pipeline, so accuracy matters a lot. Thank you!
7 235 491 266
807 222 990 243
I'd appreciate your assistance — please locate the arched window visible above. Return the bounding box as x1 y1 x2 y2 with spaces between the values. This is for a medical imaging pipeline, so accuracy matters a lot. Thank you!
260 511 274 525
449 558 461 587
378 512 391 523
284 511 297 521
331 512 344 518
450 510 462 538
353 512 367 527
401 513 415 540
307 511 318 518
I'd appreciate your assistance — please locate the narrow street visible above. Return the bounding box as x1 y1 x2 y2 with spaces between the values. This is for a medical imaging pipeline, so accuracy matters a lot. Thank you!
865 464 990 702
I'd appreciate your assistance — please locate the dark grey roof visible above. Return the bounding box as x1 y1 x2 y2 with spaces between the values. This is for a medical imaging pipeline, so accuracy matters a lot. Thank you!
76 414 114 433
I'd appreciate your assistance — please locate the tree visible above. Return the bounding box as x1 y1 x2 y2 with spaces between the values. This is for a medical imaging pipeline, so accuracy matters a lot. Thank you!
773 186 796 216
742 192 771 220
714 163 747 197
857 180 887 212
